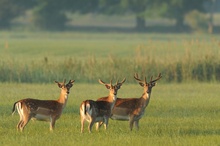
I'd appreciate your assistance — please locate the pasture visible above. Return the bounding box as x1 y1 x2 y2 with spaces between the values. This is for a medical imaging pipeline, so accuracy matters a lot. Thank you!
0 32 220 145
0 83 220 145
0 32 220 83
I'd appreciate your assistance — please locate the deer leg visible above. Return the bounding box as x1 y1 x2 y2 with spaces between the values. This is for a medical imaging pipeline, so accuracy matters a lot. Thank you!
17 120 24 131
96 121 104 131
95 122 100 131
103 117 108 130
134 120 139 130
17 114 23 131
81 117 85 133
88 121 95 133
50 118 56 131
129 116 135 131
20 115 31 132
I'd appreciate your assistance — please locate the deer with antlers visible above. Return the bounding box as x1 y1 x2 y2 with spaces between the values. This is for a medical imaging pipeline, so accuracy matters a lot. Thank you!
12 79 75 131
80 78 126 133
97 73 162 131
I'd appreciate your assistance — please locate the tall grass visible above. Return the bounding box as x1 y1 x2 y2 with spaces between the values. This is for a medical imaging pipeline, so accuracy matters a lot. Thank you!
0 51 219 83
0 32 219 83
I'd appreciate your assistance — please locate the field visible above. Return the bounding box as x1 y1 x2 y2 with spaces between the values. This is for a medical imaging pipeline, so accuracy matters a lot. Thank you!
1 83 220 145
0 32 220 145
0 32 220 83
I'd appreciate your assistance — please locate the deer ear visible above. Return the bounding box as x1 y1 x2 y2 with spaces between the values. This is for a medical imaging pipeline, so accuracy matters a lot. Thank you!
55 81 62 88
116 85 121 89
139 82 145 87
68 80 75 85
117 83 123 89
105 84 111 89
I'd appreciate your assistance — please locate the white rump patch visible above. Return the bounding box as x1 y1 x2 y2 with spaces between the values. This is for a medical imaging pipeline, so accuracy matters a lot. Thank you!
16 102 24 117
86 103 93 116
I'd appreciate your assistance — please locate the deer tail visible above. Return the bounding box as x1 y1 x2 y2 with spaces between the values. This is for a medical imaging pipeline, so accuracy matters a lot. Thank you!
12 101 18 115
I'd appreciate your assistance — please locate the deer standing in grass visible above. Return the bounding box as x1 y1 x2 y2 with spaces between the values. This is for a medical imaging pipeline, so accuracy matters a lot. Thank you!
80 78 126 133
12 79 75 131
97 73 162 131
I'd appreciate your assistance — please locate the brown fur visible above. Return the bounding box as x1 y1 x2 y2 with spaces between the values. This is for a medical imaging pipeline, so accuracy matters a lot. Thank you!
12 80 75 131
80 78 126 133
98 73 162 131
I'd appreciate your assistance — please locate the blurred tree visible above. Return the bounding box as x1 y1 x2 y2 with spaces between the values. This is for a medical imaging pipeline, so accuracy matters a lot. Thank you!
163 0 207 28
0 0 34 28
68 0 99 13
207 0 217 33
32 0 67 30
97 0 164 30
0 0 211 31
32 0 99 30
96 0 210 31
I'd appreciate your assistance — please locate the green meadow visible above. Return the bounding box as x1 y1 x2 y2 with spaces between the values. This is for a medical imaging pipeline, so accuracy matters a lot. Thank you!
0 83 220 146
0 32 220 145
0 32 220 83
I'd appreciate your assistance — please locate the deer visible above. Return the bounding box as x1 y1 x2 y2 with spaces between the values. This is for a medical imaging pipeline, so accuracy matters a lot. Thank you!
80 78 126 133
97 73 162 131
12 79 75 132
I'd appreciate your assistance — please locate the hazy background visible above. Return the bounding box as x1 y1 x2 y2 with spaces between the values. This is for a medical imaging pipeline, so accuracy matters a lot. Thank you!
1 0 220 33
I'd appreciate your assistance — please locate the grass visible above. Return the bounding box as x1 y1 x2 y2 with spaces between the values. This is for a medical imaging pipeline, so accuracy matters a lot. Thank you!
0 82 220 146
0 31 220 145
0 32 220 83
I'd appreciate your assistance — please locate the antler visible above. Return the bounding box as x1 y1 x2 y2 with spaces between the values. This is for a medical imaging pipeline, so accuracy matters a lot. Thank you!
116 79 119 85
98 79 107 85
134 73 145 83
134 73 142 82
150 73 162 83
99 78 126 86
120 78 126 84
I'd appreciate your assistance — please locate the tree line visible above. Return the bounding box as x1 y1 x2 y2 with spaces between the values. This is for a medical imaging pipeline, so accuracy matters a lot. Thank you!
0 0 217 32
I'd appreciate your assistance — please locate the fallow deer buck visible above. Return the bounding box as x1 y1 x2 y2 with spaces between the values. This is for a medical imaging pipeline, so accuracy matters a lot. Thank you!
97 73 162 131
12 79 75 131
80 78 126 133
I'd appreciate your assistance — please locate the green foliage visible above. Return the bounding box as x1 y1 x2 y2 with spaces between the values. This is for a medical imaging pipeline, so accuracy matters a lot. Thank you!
185 10 209 33
0 83 220 145
32 1 68 30
0 0 214 31
163 0 207 27
0 0 33 28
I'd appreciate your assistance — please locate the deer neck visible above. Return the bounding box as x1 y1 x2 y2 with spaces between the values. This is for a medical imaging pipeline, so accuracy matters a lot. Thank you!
141 92 151 108
108 94 117 110
57 92 68 108
108 93 117 103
